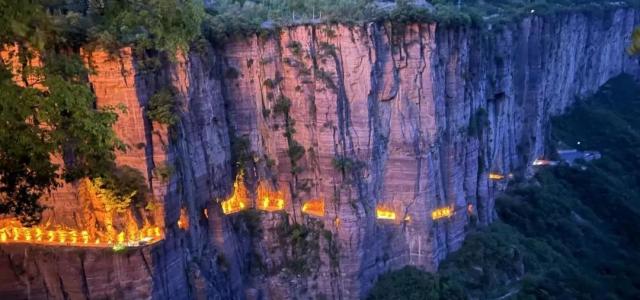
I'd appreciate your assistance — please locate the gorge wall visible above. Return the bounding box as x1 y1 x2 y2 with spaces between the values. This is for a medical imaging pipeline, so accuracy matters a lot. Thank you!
1 8 638 300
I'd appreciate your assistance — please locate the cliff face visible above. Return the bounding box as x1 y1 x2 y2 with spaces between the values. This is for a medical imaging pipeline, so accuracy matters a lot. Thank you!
1 8 638 300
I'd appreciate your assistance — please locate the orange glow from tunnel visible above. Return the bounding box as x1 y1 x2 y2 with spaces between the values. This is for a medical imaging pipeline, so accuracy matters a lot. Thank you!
0 221 162 249
532 159 556 166
431 206 453 220
221 174 249 215
489 173 505 180
256 181 285 212
302 199 325 217
178 208 189 230
376 205 397 220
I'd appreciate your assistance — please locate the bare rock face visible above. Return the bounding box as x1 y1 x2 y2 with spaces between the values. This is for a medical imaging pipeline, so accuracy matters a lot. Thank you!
1 9 639 300
217 10 639 298
0 244 157 299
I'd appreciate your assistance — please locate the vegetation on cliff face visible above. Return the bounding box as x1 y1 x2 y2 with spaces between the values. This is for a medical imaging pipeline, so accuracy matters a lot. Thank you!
148 87 180 126
369 75 640 299
0 0 203 224
203 0 640 43
0 0 204 53
0 53 124 225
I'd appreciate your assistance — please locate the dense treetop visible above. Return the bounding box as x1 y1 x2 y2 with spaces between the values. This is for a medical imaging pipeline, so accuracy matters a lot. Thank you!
0 0 204 225
204 0 640 43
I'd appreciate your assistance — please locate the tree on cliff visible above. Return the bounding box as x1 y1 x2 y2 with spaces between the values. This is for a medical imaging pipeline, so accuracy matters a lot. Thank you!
0 51 126 225
0 0 204 225
629 28 640 55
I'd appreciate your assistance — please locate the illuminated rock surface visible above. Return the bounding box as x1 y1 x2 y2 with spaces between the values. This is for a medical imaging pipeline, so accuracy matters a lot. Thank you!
1 8 639 299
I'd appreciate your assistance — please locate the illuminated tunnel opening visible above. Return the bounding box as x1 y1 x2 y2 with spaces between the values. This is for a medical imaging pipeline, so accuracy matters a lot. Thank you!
431 206 453 220
302 199 325 217
256 181 285 212
221 174 250 215
376 205 397 220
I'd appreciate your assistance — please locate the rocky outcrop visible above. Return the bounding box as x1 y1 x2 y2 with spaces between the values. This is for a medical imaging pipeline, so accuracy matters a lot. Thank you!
216 9 639 298
0 244 157 299
1 8 638 300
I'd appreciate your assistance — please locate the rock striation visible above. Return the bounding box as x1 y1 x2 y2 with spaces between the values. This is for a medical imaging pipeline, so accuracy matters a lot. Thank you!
1 8 639 300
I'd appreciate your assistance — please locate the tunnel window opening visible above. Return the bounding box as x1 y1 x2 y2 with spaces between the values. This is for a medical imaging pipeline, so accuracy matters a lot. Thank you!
376 205 397 220
431 206 453 220
302 198 325 217
178 208 189 230
221 173 249 215
489 172 505 180
0 220 162 248
532 158 557 166
256 181 285 212
0 177 164 249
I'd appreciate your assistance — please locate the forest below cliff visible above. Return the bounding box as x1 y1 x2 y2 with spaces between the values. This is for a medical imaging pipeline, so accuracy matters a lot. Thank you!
369 74 640 299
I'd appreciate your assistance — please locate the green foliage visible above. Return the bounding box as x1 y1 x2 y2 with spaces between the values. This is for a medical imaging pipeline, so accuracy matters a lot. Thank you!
287 40 303 57
319 42 337 57
1 1 203 53
431 0 634 26
629 28 640 55
0 52 125 225
287 141 306 165
153 163 175 183
201 0 637 43
0 0 52 49
368 266 465 300
202 0 378 44
230 135 253 169
147 87 179 126
0 0 203 225
275 217 322 275
100 165 149 210
84 165 148 215
332 155 364 174
273 96 292 115
315 67 337 92
270 94 306 180
88 0 205 54
96 182 134 213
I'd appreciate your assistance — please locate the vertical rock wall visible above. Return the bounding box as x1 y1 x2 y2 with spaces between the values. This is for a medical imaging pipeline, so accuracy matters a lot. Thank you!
1 8 638 300
218 9 640 298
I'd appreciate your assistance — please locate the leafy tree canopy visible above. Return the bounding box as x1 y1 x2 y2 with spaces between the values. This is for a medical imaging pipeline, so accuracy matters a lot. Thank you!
0 0 204 225
0 53 124 225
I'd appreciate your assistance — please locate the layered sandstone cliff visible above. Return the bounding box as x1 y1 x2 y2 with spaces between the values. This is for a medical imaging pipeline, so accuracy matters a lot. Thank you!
1 8 638 300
